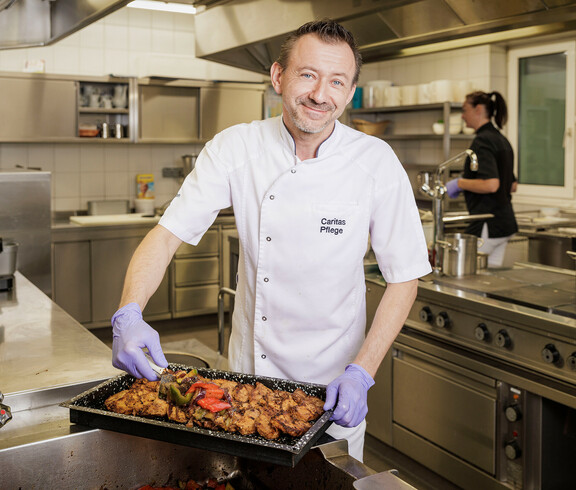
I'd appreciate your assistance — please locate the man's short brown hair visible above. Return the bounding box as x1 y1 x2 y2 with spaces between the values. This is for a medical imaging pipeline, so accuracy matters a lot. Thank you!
276 18 362 85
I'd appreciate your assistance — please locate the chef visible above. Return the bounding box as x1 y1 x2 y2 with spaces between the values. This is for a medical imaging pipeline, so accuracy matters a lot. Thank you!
111 19 432 461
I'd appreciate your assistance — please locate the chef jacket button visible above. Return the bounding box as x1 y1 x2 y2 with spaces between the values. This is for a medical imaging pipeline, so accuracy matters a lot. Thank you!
266 236 271 241
263 277 269 282
262 316 267 321
291 169 296 174
269 194 275 200
261 354 266 359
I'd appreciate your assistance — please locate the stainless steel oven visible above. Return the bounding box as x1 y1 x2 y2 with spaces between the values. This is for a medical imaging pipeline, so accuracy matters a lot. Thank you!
365 267 576 490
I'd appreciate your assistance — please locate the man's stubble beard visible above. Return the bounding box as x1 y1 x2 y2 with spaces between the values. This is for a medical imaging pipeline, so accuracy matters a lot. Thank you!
289 98 337 134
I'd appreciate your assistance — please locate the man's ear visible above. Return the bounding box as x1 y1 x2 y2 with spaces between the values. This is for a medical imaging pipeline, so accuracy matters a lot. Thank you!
270 62 283 95
345 84 357 106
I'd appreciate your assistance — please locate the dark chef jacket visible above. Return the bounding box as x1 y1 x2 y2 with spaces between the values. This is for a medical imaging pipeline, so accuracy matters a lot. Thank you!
463 122 518 238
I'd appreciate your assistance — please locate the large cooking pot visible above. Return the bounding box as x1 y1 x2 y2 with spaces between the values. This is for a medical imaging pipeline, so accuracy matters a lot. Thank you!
437 233 483 277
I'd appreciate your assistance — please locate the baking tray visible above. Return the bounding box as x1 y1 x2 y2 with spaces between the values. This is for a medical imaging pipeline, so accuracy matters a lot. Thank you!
61 365 334 467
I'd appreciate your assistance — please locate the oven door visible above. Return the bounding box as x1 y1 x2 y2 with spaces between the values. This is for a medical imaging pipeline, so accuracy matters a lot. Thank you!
392 340 500 476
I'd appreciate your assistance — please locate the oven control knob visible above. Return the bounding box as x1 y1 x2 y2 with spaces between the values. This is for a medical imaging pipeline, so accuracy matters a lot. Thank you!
505 440 522 460
495 330 511 348
419 306 433 323
435 311 451 328
474 323 490 342
542 344 561 365
505 404 522 422
567 353 576 370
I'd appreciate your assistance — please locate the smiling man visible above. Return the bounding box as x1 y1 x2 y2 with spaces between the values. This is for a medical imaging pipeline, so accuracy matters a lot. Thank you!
110 19 431 461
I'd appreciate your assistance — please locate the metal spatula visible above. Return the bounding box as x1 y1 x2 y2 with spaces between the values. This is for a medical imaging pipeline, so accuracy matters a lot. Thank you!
145 355 176 398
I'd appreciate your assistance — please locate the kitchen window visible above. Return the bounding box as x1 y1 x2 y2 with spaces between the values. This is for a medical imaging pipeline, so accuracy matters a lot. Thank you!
508 41 575 200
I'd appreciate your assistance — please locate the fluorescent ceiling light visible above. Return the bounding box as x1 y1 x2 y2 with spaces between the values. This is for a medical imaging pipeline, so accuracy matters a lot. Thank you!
127 1 198 14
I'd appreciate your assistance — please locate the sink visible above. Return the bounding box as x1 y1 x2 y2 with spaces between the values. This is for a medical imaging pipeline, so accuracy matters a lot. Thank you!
69 213 161 226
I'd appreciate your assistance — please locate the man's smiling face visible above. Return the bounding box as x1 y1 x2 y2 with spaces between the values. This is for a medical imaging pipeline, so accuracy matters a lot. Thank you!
271 33 357 139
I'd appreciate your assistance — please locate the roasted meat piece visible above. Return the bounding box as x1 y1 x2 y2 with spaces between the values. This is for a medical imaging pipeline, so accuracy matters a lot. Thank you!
272 411 313 437
230 407 260 435
104 379 169 417
255 407 281 440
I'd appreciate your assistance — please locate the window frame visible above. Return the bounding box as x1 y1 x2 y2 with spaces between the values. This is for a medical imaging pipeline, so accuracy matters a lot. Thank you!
507 40 575 200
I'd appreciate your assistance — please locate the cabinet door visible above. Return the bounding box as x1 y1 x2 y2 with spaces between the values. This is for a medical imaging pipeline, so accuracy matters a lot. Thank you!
200 85 263 139
91 237 170 324
365 281 393 444
173 284 219 318
52 241 91 323
0 77 76 140
139 85 200 142
174 257 219 286
175 229 219 257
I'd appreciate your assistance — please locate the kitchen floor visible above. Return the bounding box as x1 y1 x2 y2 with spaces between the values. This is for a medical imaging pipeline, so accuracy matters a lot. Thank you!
92 315 461 490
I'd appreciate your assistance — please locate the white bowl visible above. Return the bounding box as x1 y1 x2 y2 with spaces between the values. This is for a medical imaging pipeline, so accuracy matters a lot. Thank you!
432 122 444 135
540 207 560 217
462 126 475 135
449 124 462 135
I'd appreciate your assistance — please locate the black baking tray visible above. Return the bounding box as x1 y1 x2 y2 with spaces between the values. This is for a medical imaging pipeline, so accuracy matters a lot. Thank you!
61 365 334 467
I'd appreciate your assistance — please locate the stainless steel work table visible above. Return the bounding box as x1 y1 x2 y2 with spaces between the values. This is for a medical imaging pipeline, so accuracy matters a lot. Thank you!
0 272 120 396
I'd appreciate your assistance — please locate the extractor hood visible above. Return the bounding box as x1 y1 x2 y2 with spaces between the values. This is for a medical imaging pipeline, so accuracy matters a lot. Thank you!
194 0 576 74
0 0 130 49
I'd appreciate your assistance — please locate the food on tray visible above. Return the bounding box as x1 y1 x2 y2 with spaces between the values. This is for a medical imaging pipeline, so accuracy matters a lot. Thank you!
138 477 234 490
104 370 325 440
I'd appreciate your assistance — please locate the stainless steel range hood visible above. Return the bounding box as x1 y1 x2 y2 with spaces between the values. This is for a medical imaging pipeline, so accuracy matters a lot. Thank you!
0 0 129 50
195 0 576 74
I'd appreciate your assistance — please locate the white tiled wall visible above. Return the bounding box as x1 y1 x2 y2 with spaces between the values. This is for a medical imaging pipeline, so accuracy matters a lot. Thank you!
0 142 204 212
0 7 263 213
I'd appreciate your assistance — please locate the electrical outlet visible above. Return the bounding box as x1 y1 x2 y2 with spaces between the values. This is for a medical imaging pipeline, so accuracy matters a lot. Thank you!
162 167 184 178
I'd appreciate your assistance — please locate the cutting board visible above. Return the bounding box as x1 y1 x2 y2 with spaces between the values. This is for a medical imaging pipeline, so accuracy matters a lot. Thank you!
70 213 160 226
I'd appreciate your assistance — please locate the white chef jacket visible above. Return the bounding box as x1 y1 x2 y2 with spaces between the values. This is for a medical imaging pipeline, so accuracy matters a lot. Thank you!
160 116 431 385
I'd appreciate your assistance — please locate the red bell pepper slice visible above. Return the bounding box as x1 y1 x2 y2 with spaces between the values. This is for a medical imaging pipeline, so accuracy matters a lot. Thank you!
197 397 232 412
186 382 224 399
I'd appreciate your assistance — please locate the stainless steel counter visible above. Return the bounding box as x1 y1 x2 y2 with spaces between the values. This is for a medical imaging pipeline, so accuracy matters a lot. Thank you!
0 272 120 396
0 272 121 450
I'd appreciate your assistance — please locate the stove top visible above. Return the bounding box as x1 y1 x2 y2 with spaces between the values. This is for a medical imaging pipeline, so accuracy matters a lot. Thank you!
431 267 575 319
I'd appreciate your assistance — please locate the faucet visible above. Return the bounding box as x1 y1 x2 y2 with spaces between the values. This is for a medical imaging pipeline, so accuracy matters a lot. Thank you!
419 149 478 274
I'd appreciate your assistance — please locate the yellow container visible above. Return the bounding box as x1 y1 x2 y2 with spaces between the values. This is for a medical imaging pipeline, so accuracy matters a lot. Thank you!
136 174 154 199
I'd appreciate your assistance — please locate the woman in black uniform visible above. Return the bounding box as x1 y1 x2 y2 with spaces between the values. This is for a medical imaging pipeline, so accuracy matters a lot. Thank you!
446 91 518 267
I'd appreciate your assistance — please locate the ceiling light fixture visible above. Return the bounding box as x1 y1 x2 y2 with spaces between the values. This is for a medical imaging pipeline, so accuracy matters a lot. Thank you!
127 1 198 14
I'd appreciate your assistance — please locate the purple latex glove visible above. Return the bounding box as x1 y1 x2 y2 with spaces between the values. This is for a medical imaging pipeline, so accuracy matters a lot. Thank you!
323 364 375 428
111 302 168 380
446 178 462 198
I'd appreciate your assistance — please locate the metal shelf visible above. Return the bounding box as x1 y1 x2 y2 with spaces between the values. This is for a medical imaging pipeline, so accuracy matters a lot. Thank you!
79 107 129 114
382 133 473 141
349 102 462 115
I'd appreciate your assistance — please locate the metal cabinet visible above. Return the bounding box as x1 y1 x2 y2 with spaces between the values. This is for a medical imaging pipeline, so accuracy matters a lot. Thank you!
0 75 77 141
172 229 220 318
53 218 236 326
200 83 265 139
138 82 203 143
52 241 91 323
365 279 394 445
137 79 265 143
52 226 170 329
91 236 170 325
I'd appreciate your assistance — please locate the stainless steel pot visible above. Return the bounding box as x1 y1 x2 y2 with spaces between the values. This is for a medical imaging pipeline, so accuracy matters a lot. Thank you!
437 233 483 277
